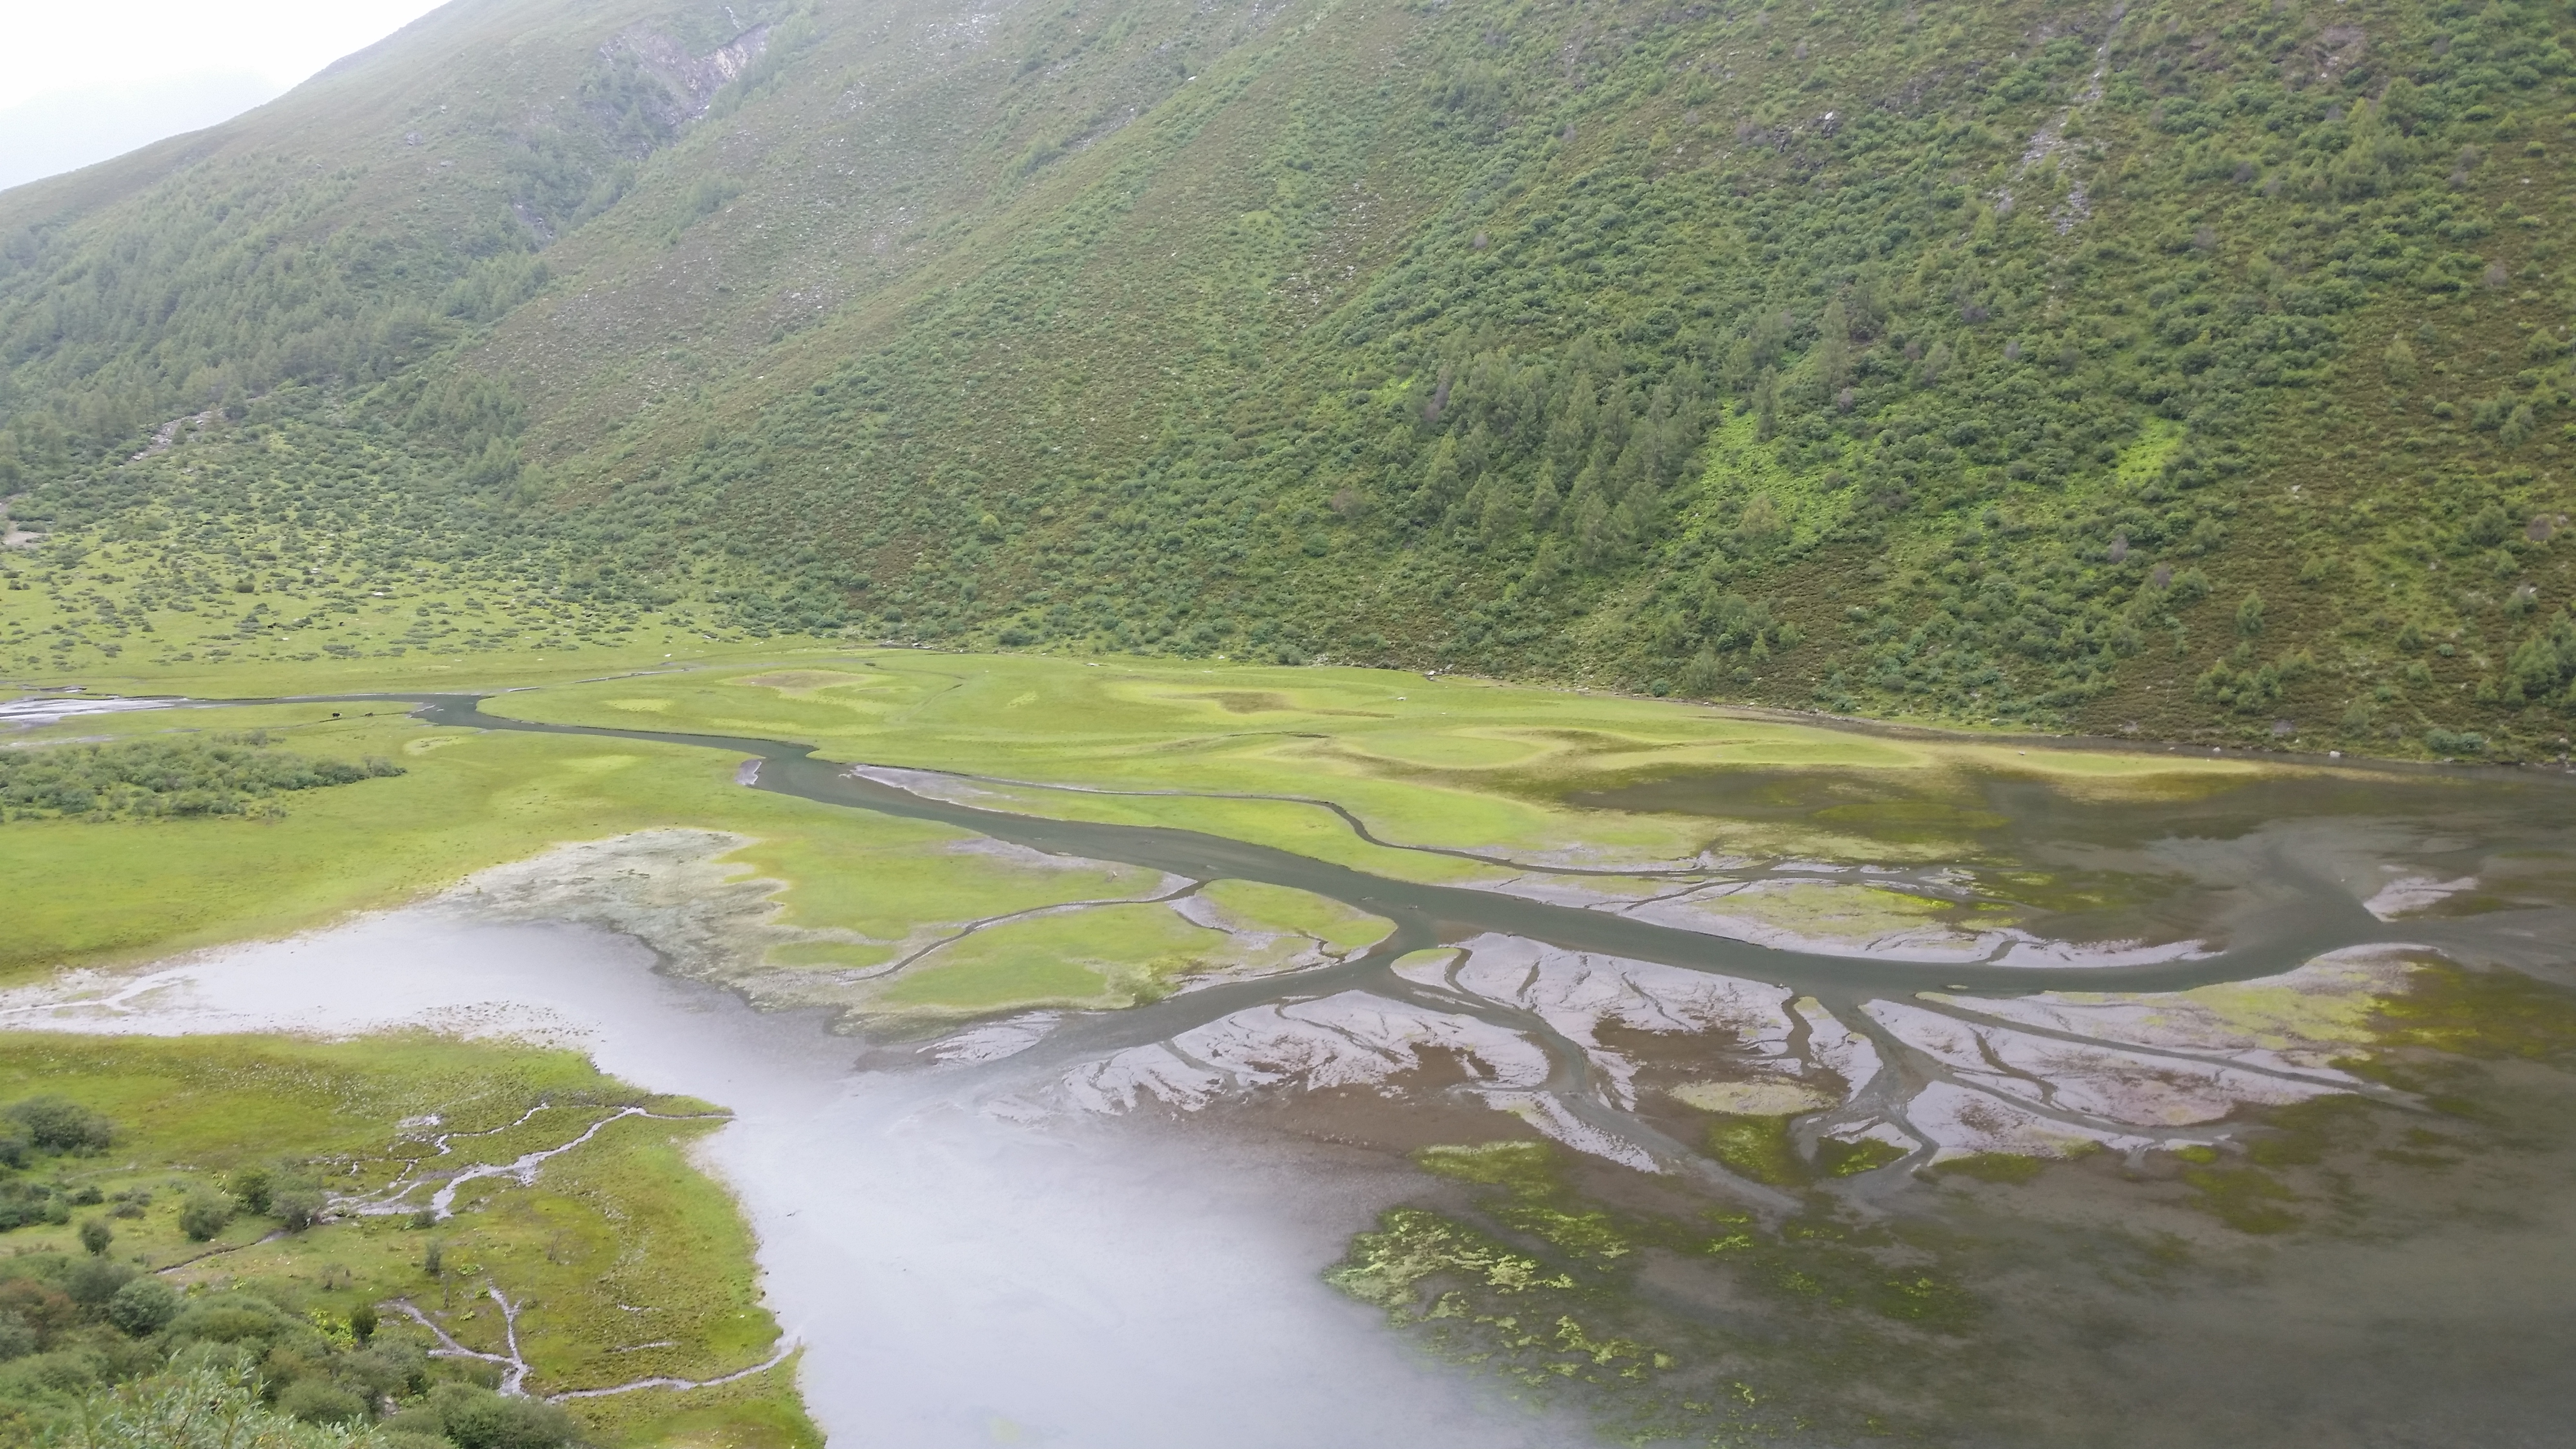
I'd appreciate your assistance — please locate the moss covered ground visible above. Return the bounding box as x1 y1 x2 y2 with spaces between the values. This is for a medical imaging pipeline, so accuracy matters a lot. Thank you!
1326 1138 1986 1443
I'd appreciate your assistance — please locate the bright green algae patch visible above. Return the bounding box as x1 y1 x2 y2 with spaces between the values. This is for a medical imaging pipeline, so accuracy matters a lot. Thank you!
2363 963 2576 1065
1702 1114 1810 1189
0 1031 813 1449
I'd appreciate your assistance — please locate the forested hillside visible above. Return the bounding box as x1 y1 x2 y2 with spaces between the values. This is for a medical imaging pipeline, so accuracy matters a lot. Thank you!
5 0 2576 757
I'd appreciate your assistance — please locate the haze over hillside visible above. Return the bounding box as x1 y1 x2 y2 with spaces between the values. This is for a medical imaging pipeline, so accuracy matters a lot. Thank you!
3 0 2574 756
0 1 451 190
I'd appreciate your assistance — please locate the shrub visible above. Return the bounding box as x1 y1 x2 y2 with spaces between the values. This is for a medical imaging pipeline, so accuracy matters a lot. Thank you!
336 1340 428 1401
0 1274 76 1342
5 1096 114 1153
1680 646 1723 696
270 1184 326 1232
165 1292 301 1348
0 738 404 824
2504 612 2576 704
0 1307 34 1360
178 1190 234 1242
231 1167 273 1215
424 1382 579 1449
2425 727 2487 756
277 1378 370 1426
2465 504 2515 548
2382 337 2417 385
48 1365 393 1448
63 1255 137 1307
106 1276 180 1336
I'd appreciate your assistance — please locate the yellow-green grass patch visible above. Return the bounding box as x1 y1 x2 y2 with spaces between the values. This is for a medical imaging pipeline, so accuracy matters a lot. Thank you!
489 653 2351 874
3 651 2373 994
2 701 1150 987
716 824 1167 948
874 902 1230 1015
1716 882 2002 942
1196 879 1395 953
0 1030 814 1447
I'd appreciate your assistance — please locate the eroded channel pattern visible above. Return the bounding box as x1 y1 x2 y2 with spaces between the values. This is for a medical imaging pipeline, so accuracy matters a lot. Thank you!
26 691 2571 1445
978 935 2423 1177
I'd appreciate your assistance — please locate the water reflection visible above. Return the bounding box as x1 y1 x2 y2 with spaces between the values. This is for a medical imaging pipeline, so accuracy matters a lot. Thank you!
2 914 1580 1448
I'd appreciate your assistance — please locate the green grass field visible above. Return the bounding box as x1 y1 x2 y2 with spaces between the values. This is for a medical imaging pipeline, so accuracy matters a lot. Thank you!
485 648 2299 867
4 647 2329 1016
0 1031 814 1448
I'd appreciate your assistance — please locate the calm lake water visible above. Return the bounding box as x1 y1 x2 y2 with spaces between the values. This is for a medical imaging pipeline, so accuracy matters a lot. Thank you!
9 914 1587 1447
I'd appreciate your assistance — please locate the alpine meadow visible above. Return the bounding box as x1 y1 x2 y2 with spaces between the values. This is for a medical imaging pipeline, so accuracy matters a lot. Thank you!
3 0 2574 752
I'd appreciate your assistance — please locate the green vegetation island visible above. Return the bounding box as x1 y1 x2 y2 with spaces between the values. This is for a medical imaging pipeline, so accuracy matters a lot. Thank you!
3 0 2576 1444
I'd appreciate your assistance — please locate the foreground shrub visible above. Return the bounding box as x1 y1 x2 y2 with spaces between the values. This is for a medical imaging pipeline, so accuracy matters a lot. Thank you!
46 1365 393 1448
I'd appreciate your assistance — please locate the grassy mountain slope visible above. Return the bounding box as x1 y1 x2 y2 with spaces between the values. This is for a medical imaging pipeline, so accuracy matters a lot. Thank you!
5 0 2576 758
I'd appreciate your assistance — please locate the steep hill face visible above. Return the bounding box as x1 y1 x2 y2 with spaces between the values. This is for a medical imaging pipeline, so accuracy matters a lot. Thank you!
5 0 2576 757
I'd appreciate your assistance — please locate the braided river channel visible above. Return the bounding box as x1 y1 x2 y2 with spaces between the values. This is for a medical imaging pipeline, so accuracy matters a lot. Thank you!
12 692 2576 1447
